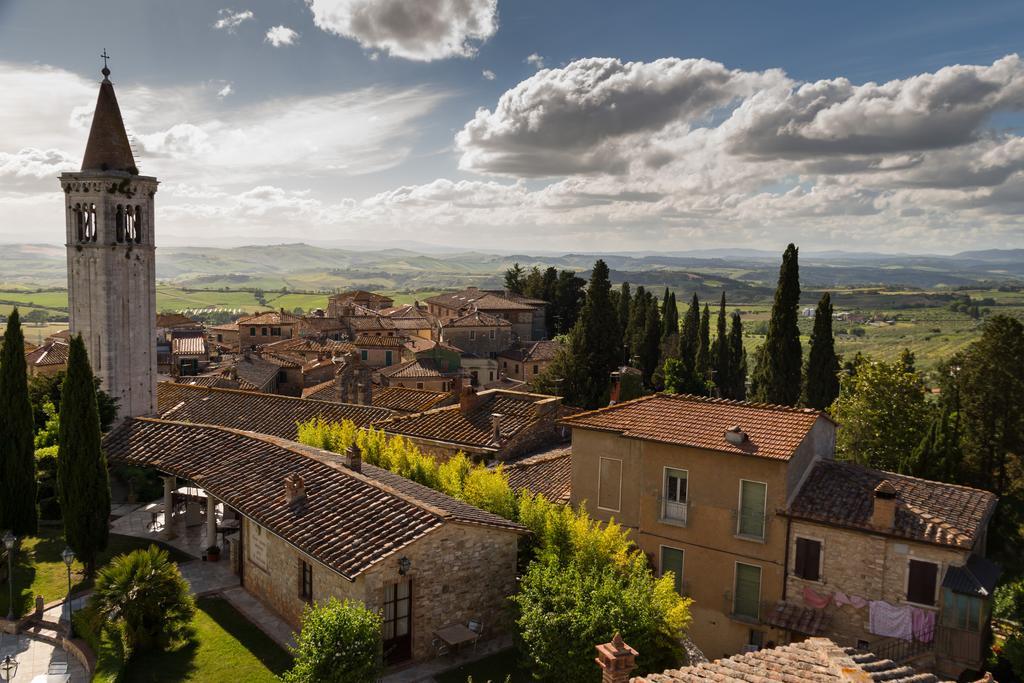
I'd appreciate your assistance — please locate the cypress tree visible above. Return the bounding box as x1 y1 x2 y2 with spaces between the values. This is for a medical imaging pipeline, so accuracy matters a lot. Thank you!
660 289 673 339
668 292 678 334
626 286 647 362
57 335 110 575
904 405 963 482
727 312 747 400
563 261 620 409
802 292 840 410
696 304 711 380
541 267 559 337
714 293 730 396
0 308 37 535
639 296 662 387
751 244 802 405
617 282 632 349
680 294 700 370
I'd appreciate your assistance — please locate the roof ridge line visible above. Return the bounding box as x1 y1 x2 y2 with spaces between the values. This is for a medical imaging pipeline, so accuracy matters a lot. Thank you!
162 381 381 412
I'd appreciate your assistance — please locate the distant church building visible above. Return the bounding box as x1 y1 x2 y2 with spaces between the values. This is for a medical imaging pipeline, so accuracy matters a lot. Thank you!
60 60 157 418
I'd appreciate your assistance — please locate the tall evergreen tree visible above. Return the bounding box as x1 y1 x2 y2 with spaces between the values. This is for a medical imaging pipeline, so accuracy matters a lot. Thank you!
617 282 632 348
561 261 621 409
696 304 711 380
57 335 111 575
750 244 802 405
680 294 700 370
626 286 648 362
638 296 662 386
523 266 545 299
541 267 559 337
552 270 586 335
660 289 673 339
727 312 747 400
714 293 730 396
905 405 963 483
802 292 840 410
668 292 679 334
504 263 526 295
0 308 37 535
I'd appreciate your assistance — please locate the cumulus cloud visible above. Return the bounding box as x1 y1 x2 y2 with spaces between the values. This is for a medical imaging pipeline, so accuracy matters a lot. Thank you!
265 25 299 47
526 53 545 70
482 69 496 81
213 9 254 31
0 148 78 179
305 0 498 61
217 84 233 98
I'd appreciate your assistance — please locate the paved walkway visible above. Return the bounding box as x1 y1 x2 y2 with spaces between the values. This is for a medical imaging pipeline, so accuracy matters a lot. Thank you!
222 587 296 650
0 632 88 682
380 635 513 683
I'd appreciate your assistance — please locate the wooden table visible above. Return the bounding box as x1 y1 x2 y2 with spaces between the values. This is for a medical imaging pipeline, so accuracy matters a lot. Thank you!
434 623 479 648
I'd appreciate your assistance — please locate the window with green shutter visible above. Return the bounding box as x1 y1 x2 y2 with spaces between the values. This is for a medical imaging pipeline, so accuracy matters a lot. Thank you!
942 589 982 631
734 563 761 620
738 480 767 539
661 547 685 595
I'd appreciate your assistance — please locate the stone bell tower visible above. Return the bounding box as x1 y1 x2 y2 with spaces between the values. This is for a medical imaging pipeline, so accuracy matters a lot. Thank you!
59 57 157 418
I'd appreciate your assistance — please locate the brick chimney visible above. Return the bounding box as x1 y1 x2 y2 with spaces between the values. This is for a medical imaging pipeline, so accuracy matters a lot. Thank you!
283 473 306 507
870 480 897 530
345 444 362 473
450 374 464 399
490 413 505 444
595 633 637 683
609 370 622 405
460 385 480 415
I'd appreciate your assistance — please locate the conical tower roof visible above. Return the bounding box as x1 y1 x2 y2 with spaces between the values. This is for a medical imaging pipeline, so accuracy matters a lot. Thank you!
81 65 138 174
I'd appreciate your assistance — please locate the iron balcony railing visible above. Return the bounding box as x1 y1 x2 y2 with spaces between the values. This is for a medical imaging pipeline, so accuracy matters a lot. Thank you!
658 497 688 526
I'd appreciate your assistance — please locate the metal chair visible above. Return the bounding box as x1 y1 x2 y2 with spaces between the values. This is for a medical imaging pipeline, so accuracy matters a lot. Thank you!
468 619 484 650
432 637 450 658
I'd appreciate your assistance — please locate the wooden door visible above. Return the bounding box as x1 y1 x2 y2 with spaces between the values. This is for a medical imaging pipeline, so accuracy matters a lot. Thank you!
383 580 412 663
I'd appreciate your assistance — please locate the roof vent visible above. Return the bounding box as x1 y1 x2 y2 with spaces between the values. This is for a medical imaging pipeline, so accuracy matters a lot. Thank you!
724 425 748 445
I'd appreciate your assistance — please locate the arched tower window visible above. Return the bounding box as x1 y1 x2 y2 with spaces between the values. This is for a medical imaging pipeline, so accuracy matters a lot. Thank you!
115 205 126 243
73 203 84 242
134 205 143 243
83 203 97 242
125 205 136 242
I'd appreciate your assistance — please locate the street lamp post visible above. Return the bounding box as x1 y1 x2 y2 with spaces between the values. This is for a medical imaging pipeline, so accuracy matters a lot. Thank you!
2 532 15 622
0 654 17 681
62 547 76 638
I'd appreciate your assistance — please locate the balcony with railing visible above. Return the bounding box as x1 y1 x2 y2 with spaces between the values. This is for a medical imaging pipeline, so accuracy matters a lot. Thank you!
658 496 688 527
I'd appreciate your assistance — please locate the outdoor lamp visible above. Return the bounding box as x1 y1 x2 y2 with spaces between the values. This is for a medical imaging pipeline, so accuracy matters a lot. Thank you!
0 654 16 681
2 532 14 622
398 556 411 576
62 547 75 638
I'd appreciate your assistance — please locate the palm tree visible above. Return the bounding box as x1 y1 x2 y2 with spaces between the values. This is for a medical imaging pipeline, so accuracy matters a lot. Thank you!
90 545 195 652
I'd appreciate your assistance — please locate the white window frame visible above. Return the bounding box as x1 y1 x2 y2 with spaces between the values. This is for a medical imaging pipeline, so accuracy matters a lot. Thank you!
736 479 768 541
733 561 762 621
469 330 477 341
660 466 689 526
597 456 623 512
904 557 941 608
792 534 825 584
659 544 685 594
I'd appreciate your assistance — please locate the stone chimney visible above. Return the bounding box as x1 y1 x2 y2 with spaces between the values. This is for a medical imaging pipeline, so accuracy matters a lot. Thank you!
450 374 464 399
283 473 306 507
345 444 362 473
609 370 622 405
724 425 748 445
595 633 638 683
460 385 480 415
490 413 505 444
870 480 898 530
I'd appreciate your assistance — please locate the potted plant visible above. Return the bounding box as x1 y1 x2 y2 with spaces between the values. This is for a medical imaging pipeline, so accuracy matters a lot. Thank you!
206 545 221 562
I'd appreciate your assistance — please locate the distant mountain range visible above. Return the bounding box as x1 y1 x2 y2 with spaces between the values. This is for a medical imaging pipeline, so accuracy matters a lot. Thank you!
3 243 1022 293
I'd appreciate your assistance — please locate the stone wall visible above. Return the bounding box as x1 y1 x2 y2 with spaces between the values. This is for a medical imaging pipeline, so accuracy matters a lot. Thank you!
240 517 520 663
786 519 967 646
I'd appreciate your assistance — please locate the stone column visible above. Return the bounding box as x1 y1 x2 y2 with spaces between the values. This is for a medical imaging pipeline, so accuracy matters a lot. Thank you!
206 493 218 550
161 475 176 540
595 633 638 683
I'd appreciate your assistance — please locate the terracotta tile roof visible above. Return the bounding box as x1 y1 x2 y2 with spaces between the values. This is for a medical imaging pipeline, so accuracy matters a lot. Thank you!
156 313 202 329
301 380 337 401
379 358 457 380
354 334 406 348
171 335 207 356
103 418 524 581
503 446 572 504
208 323 238 332
330 290 394 305
562 394 828 461
426 288 536 312
373 386 452 413
481 376 527 390
46 329 71 341
392 318 434 332
498 340 561 362
789 460 997 549
380 304 430 320
258 352 303 369
262 338 355 356
301 357 340 373
156 382 394 439
764 601 830 635
380 389 560 451
442 310 511 328
346 316 397 331
238 311 301 326
26 340 69 367
178 375 247 391
634 637 937 683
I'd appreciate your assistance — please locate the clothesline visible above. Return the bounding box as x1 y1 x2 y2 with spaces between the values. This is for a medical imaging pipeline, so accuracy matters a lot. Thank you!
800 586 935 643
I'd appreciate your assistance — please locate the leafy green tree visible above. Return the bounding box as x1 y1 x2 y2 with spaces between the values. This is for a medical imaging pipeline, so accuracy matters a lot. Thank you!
956 315 1024 495
513 551 691 682
802 293 840 410
713 293 731 396
524 266 545 299
751 244 802 405
284 597 383 683
28 371 118 435
726 312 747 400
830 357 930 471
57 335 111 575
0 308 37 534
90 545 196 653
696 304 711 381
541 267 560 336
504 262 526 295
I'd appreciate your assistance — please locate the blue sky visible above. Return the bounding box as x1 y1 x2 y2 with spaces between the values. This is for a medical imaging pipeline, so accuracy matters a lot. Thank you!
1 0 1023 252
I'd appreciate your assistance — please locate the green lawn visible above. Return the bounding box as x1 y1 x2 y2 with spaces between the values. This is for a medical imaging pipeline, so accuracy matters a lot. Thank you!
123 596 292 683
0 527 191 617
435 648 532 683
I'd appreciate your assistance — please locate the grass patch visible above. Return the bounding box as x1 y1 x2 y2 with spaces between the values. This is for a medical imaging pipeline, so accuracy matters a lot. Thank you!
434 648 532 683
123 596 292 683
0 528 191 617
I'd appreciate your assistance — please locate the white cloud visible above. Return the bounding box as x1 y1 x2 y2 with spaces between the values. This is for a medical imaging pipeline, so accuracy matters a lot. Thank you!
265 25 299 47
213 9 254 31
306 0 498 61
482 69 496 81
0 148 78 179
525 53 545 70
217 84 233 98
